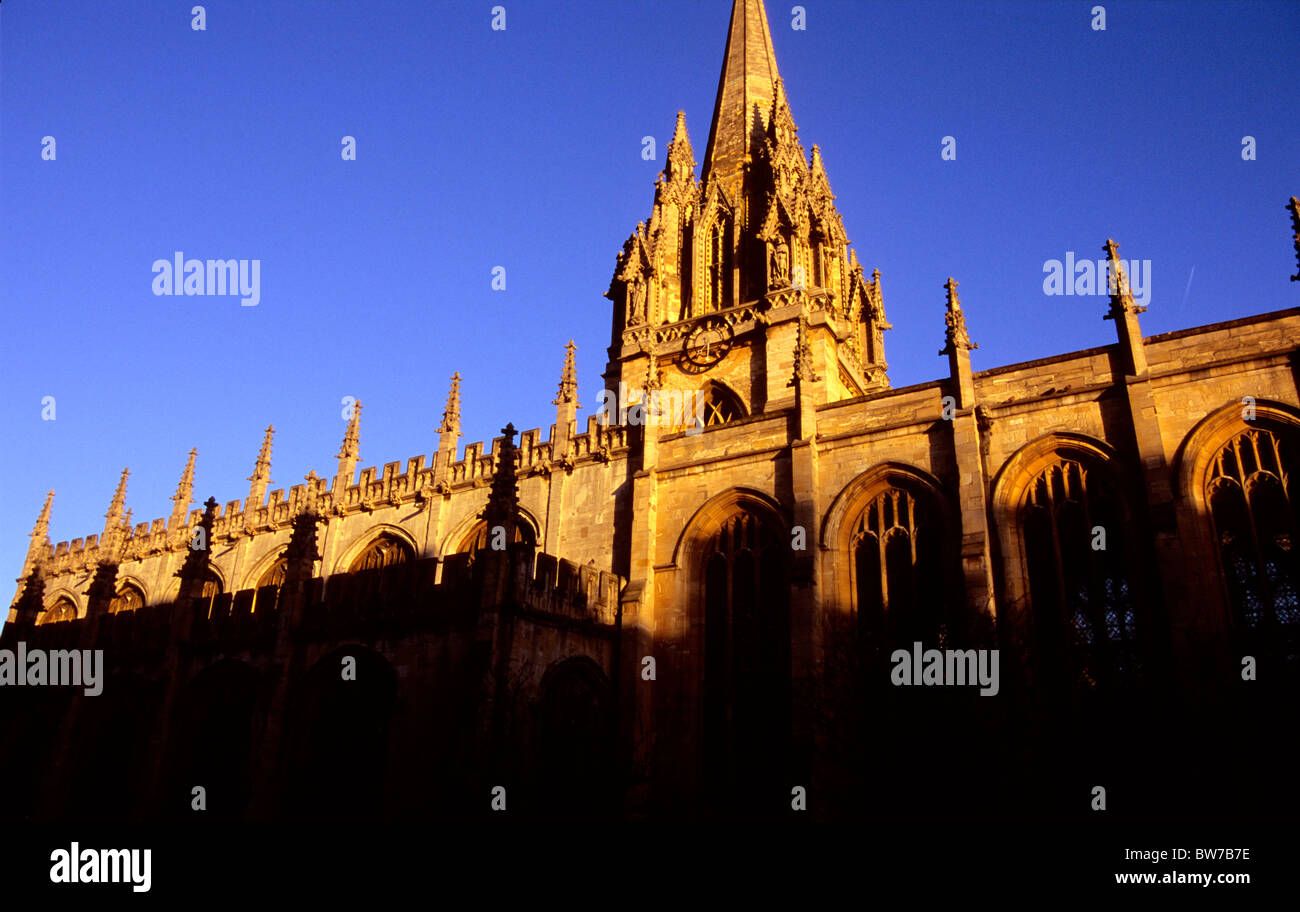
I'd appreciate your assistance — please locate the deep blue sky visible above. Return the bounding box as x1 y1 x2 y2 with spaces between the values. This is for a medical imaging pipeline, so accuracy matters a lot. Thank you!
1 0 1296 615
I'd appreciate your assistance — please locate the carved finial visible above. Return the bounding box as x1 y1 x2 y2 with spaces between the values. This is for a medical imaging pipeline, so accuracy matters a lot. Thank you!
23 489 55 575
337 398 362 461
1288 196 1300 281
644 346 663 391
554 341 579 406
940 277 978 355
171 447 197 508
810 144 824 175
789 307 820 386
244 425 275 512
665 110 696 181
438 373 462 435
176 496 219 600
250 425 273 482
1103 238 1146 316
767 77 799 148
31 489 54 543
486 424 521 534
104 468 129 533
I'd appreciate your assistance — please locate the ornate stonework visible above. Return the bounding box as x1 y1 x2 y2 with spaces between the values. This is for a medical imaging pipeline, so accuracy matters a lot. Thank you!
3 0 1298 827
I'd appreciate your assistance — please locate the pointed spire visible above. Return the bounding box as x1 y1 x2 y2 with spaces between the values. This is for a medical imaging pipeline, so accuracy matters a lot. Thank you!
703 0 782 188
247 425 274 508
554 341 579 406
1288 196 1300 282
664 110 697 184
939 277 978 355
169 447 197 527
103 467 129 537
438 374 462 436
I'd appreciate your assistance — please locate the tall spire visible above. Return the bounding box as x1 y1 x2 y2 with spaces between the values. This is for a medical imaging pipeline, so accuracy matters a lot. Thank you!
702 0 782 188
169 448 197 528
554 341 579 406
247 425 274 508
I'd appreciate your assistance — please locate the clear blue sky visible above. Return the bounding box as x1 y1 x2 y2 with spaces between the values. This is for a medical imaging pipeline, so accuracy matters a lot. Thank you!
2 0 1297 616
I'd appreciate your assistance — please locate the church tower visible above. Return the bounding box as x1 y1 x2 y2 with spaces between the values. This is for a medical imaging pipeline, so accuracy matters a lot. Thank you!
603 0 890 425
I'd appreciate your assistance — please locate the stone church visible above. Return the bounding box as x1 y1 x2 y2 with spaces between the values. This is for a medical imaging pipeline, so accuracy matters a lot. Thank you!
3 0 1298 824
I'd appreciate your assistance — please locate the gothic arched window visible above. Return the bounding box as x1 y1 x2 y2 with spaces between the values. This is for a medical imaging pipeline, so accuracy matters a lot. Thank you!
459 519 534 557
348 533 413 573
1207 425 1299 663
38 596 78 625
251 554 288 615
1021 456 1138 691
109 583 145 615
199 569 222 614
696 383 745 428
257 556 288 590
700 510 789 814
852 485 946 658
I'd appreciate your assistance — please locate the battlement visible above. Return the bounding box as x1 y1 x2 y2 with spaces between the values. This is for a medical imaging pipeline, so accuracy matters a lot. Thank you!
30 400 632 582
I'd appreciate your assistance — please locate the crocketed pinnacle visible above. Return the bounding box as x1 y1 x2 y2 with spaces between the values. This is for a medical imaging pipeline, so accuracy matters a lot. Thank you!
554 342 579 406
438 373 462 436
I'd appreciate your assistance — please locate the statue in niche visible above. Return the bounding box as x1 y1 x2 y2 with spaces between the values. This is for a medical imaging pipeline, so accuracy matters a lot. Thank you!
770 241 789 287
627 275 646 325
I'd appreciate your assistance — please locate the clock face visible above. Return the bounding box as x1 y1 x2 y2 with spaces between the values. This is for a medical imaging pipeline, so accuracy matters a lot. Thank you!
682 318 734 372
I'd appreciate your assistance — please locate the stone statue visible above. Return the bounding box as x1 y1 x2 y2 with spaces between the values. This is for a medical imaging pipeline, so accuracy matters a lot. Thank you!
771 242 789 285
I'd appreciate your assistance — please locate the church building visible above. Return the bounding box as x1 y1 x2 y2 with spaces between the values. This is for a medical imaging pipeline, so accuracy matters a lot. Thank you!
4 0 1298 823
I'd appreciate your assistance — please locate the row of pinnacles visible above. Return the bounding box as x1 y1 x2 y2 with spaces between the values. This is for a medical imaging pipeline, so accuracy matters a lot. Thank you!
8 342 625 641
11 195 1300 633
